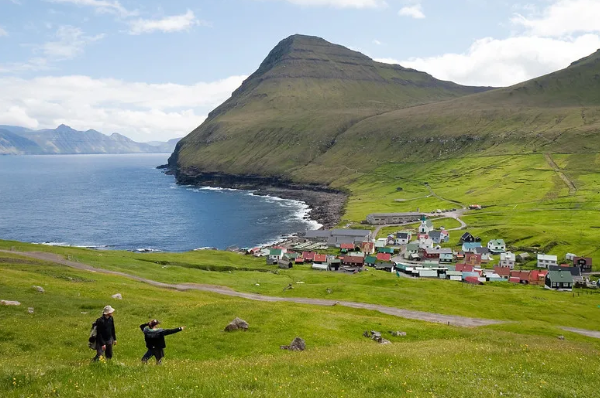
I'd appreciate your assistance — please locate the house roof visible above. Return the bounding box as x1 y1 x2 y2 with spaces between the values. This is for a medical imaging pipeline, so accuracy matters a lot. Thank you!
546 270 574 283
538 254 557 261
501 252 515 260
474 247 490 254
488 239 505 246
270 249 283 256
343 256 365 264
406 242 419 250
378 247 394 254
330 229 372 237
295 257 305 263
461 232 473 239
377 253 392 261
429 231 441 239
493 267 511 277
456 264 474 272
314 254 327 262
340 243 355 249
463 242 482 249
397 233 409 239
302 252 315 260
549 265 581 277
365 255 377 264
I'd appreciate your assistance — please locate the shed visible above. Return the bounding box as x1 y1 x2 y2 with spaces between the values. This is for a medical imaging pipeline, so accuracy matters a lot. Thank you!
364 255 377 266
419 269 438 278
312 263 329 271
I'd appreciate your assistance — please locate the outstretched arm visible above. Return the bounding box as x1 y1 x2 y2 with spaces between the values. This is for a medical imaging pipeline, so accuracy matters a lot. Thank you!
162 327 184 336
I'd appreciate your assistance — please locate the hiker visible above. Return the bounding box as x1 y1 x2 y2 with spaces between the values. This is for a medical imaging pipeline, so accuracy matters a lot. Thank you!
92 305 117 361
140 319 185 364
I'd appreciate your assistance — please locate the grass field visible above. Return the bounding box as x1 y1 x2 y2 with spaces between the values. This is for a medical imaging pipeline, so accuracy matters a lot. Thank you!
2 250 600 397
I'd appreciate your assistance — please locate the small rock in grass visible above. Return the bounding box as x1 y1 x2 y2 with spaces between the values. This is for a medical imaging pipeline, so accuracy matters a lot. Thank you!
363 330 371 338
33 285 45 293
558 335 565 340
28 307 34 314
224 317 249 332
111 293 122 300
390 331 407 337
1 300 21 306
280 337 306 351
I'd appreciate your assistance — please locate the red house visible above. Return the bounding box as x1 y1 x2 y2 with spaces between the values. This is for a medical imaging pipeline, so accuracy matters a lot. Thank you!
573 257 593 272
464 276 483 285
529 270 548 285
313 254 327 264
493 266 511 279
465 253 482 267
295 257 305 264
455 264 474 273
340 243 355 253
341 256 364 266
376 253 392 262
302 252 316 262
360 241 375 255
423 248 441 259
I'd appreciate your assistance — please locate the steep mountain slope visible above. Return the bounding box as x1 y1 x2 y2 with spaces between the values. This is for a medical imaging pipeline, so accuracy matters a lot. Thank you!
170 34 492 180
1 125 178 155
0 129 43 155
302 49 600 183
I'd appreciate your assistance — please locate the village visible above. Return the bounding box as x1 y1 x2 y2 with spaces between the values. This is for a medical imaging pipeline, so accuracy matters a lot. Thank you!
248 215 597 292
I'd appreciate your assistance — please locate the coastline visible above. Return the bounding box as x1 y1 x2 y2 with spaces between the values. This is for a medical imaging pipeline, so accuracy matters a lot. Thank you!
162 167 348 230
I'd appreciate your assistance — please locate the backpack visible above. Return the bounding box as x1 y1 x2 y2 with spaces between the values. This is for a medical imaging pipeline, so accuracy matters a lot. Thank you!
88 321 98 349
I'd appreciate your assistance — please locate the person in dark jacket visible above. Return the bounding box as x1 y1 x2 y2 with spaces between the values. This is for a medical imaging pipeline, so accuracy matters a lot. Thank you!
92 305 117 361
140 319 184 364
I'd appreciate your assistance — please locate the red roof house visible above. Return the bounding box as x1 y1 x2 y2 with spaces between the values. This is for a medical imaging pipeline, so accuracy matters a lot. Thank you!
302 252 316 261
493 266 511 279
341 256 365 266
455 264 474 273
464 276 483 285
313 254 327 263
376 253 392 262
465 253 482 266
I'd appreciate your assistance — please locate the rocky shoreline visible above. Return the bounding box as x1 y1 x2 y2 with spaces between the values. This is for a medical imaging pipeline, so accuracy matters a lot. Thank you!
159 166 348 230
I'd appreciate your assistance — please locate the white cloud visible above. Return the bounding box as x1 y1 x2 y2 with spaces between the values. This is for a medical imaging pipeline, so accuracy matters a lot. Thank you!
47 0 137 17
373 39 382 45
377 34 600 87
40 25 104 60
0 75 247 141
399 4 425 19
512 0 600 37
255 0 387 8
0 27 8 37
128 10 201 35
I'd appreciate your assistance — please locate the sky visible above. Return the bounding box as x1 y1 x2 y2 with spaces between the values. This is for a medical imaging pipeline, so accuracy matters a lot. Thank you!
0 0 599 142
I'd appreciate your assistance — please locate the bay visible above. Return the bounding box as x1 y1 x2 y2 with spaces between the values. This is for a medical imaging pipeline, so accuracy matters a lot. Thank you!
0 154 320 252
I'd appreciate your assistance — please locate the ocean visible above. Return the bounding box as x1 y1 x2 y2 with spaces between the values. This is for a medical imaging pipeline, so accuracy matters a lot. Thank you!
0 154 320 252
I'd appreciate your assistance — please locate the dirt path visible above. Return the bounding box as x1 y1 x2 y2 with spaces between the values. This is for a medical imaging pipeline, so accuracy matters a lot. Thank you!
2 249 501 327
545 153 577 195
560 327 600 339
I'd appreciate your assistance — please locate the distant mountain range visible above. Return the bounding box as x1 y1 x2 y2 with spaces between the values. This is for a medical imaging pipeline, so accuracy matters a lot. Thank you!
0 124 181 155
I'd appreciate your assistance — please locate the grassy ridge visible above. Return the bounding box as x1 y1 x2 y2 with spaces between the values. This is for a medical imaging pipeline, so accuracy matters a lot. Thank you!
2 253 600 397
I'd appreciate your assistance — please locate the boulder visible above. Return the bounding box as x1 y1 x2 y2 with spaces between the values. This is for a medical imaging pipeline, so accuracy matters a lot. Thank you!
280 337 306 351
390 331 407 337
1 300 21 306
224 317 249 332
558 335 565 340
111 293 122 300
33 286 45 293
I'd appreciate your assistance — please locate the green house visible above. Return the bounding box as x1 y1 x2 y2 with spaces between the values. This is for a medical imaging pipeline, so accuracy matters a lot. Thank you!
377 247 394 254
365 255 377 266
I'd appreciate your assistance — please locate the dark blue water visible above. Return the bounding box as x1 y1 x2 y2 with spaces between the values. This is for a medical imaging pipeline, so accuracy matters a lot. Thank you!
0 154 319 251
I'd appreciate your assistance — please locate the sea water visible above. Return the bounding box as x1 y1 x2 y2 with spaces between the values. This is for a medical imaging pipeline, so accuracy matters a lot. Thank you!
0 154 320 251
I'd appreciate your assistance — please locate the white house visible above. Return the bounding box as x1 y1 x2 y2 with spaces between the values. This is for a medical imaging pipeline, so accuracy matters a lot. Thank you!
404 242 420 260
419 218 434 234
375 238 387 248
487 239 506 254
499 252 516 269
418 235 434 250
395 232 411 245
537 254 558 268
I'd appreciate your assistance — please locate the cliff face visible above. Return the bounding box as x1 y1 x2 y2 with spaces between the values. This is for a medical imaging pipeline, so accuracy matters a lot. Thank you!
169 34 493 183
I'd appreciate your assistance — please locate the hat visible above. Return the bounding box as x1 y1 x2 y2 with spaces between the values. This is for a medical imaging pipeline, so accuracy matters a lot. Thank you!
103 305 115 315
149 319 160 327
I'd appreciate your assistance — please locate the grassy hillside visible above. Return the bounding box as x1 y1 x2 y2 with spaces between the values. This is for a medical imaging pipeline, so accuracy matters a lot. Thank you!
171 34 491 178
2 246 600 397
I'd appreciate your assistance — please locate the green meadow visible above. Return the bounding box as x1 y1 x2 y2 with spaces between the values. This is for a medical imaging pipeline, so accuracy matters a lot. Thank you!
2 248 600 398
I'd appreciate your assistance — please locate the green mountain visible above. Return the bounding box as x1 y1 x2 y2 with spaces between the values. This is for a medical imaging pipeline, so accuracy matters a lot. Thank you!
169 34 492 182
0 124 178 155
170 34 600 185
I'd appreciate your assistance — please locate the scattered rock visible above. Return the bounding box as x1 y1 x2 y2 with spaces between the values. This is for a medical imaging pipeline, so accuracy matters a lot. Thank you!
111 293 122 300
390 331 407 337
28 307 34 314
280 337 306 351
224 317 249 332
326 288 333 294
81 312 88 315
1 300 21 306
558 335 565 340
33 285 45 293
363 330 392 344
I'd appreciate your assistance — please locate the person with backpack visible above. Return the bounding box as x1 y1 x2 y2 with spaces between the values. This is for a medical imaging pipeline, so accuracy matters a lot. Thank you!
139 319 184 364
91 305 117 361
